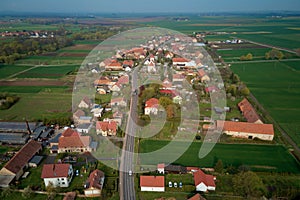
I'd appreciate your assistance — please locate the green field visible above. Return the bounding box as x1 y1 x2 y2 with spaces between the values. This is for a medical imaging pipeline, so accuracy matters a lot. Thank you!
0 86 71 121
217 48 272 61
231 61 300 147
16 65 79 79
0 64 34 79
15 55 85 65
139 140 300 173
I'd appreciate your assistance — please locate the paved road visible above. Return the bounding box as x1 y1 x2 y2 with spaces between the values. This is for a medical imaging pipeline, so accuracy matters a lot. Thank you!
119 69 138 200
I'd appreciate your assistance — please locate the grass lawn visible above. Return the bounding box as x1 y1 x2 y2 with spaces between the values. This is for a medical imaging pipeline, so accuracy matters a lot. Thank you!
0 191 62 200
231 61 300 147
139 140 300 173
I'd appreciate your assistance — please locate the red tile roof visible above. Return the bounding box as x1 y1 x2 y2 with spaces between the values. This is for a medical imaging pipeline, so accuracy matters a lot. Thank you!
157 163 165 169
108 60 122 67
188 193 206 200
86 169 105 189
140 176 164 187
173 73 185 80
172 57 189 63
217 120 274 135
197 69 206 77
159 90 178 98
62 128 80 137
145 98 159 108
123 60 134 67
96 121 117 133
117 75 129 85
41 164 70 178
3 140 41 174
194 169 215 188
238 98 261 123
94 77 111 85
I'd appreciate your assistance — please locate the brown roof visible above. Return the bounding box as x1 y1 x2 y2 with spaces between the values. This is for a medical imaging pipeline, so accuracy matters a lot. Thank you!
63 192 76 200
123 60 134 67
238 98 261 123
73 109 85 118
82 96 91 106
86 169 105 189
217 120 274 135
157 163 165 169
188 193 206 200
194 169 215 188
173 73 185 80
3 140 41 174
197 69 206 77
41 164 70 178
94 77 111 85
62 128 80 137
140 176 164 187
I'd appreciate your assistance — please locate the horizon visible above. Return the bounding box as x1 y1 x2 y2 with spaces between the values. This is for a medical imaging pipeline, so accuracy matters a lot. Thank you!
1 0 300 14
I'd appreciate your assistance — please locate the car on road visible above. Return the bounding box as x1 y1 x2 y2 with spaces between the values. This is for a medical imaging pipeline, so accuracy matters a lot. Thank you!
129 170 133 176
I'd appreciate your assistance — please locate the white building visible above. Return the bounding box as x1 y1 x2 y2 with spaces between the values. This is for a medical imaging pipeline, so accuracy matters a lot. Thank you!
144 98 159 115
41 164 73 188
140 176 165 192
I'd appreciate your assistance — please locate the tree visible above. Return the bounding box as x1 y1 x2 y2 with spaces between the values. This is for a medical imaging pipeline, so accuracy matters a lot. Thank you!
22 186 34 199
265 52 270 60
166 104 176 119
231 74 240 84
233 171 266 198
159 96 173 108
240 87 250 96
214 159 224 174
46 182 57 200
246 53 253 60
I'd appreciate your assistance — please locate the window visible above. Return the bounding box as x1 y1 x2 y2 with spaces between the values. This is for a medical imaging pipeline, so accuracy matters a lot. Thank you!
61 178 64 181
62 182 65 185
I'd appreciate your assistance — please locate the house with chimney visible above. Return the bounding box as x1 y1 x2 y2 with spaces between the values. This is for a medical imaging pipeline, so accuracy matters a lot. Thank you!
84 169 105 197
41 164 73 187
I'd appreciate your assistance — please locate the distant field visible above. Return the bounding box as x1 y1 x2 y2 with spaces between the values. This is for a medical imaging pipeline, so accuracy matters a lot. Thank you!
16 65 79 79
15 55 84 65
0 86 71 121
140 140 300 173
217 48 272 61
0 64 33 79
231 61 300 147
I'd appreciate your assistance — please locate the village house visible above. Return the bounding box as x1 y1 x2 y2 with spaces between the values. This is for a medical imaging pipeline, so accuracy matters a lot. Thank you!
105 60 123 71
162 78 173 90
84 169 105 197
78 97 92 109
94 77 113 88
198 69 210 83
140 176 165 192
238 98 263 124
193 168 216 192
188 193 207 200
110 97 127 107
58 128 97 153
156 163 187 174
76 123 92 134
172 57 189 69
123 60 134 69
73 109 85 124
96 121 118 136
0 140 42 187
217 120 274 141
41 164 73 188
144 98 159 115
77 116 92 125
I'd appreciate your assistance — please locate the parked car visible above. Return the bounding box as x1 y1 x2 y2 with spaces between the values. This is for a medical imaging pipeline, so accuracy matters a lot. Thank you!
174 182 177 188
179 182 183 188
168 181 172 187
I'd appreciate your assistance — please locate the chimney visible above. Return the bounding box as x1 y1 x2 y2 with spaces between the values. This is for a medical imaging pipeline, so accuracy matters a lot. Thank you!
53 164 56 176
25 120 32 135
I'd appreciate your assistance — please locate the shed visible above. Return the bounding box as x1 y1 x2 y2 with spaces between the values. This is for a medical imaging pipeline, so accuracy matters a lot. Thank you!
29 155 43 167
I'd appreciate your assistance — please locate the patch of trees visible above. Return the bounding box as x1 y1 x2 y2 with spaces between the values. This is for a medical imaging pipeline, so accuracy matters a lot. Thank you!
265 49 284 60
0 36 73 64
72 29 119 41
0 93 19 110
226 73 250 97
240 53 253 61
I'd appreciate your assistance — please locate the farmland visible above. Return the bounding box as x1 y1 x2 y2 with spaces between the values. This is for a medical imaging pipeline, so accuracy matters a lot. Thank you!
139 139 300 173
231 61 300 147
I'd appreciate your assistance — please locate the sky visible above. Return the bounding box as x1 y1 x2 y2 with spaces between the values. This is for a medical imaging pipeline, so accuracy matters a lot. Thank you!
1 0 300 13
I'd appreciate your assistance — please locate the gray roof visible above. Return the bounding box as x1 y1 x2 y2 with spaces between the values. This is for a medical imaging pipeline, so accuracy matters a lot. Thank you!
40 128 54 138
0 122 37 133
0 175 15 187
29 155 43 165
0 132 29 144
49 133 62 144
77 123 92 129
90 141 98 149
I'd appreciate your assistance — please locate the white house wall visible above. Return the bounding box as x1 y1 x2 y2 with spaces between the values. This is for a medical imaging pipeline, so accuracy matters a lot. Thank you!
141 186 165 192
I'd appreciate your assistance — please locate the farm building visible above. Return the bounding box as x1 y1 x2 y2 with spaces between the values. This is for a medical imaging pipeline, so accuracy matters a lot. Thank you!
28 155 43 168
58 128 97 153
238 98 263 124
193 168 216 192
0 140 42 187
217 120 274 141
41 164 73 188
140 176 165 192
84 169 105 197
157 163 187 174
